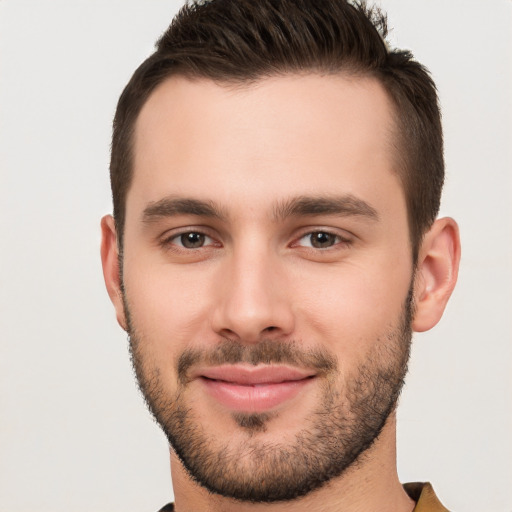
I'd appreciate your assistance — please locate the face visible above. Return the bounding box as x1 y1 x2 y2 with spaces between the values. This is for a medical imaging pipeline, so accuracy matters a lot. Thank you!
119 74 415 501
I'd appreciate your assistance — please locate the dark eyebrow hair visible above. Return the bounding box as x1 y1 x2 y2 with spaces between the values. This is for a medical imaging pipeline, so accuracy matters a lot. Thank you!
142 194 378 224
273 195 379 221
142 196 227 223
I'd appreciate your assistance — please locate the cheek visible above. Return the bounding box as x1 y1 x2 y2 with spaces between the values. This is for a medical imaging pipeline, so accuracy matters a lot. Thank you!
122 260 216 358
294 258 412 358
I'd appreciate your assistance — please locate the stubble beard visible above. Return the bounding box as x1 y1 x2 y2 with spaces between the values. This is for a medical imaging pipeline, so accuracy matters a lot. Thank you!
124 288 413 503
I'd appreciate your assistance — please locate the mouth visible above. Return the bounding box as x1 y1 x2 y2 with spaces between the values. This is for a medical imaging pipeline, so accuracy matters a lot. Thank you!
194 365 317 413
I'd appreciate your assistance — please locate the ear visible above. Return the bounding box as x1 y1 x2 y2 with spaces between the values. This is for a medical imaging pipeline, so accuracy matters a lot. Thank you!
100 215 128 331
412 217 461 332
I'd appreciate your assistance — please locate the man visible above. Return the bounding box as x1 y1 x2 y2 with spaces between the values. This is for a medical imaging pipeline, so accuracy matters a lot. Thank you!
100 0 460 510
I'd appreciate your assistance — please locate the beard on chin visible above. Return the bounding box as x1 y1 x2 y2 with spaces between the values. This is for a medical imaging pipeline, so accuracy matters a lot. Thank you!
124 288 414 503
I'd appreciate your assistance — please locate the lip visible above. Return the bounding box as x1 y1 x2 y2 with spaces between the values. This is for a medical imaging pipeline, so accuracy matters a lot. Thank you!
194 365 316 413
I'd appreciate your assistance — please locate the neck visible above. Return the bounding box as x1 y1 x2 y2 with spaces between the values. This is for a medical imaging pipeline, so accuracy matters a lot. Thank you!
169 413 414 512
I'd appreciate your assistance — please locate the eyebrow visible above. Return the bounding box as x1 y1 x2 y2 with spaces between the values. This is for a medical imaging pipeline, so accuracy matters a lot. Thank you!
142 197 227 223
141 194 378 224
273 195 379 221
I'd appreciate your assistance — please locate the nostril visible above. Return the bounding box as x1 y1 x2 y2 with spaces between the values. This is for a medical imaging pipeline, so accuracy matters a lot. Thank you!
264 326 277 332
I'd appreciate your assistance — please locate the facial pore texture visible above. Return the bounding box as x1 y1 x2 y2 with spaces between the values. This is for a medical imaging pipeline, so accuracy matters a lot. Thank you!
124 285 414 502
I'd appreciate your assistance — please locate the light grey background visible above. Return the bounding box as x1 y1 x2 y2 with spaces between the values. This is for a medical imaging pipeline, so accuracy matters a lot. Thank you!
1 1 511 511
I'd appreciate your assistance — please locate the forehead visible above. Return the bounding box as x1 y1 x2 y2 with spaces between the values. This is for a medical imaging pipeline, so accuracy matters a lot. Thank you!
129 73 401 220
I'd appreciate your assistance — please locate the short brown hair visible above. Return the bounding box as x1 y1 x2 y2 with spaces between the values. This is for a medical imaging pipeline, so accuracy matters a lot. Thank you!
110 0 443 260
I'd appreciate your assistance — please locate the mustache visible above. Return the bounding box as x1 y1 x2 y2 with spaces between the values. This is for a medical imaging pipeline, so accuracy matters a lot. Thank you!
177 339 337 385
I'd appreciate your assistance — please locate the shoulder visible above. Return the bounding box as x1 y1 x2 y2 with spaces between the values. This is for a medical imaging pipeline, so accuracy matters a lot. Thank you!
403 482 450 512
157 504 174 512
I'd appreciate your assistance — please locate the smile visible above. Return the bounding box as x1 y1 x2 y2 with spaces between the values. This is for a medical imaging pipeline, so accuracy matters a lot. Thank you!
197 365 317 413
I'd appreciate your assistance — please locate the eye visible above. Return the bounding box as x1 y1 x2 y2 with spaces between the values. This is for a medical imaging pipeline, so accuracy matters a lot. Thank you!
171 231 214 249
297 231 345 249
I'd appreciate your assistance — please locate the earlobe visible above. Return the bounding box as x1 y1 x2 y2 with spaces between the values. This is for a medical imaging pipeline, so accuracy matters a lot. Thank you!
412 217 461 333
100 215 128 331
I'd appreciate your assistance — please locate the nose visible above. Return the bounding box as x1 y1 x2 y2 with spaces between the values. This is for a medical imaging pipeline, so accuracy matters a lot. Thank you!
211 245 295 343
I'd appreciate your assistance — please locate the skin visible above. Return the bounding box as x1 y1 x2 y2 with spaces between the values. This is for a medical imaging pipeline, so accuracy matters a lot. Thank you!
101 74 460 512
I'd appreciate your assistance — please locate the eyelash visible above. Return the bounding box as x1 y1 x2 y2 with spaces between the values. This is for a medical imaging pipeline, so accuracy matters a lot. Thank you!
292 230 352 250
159 228 353 252
160 229 219 251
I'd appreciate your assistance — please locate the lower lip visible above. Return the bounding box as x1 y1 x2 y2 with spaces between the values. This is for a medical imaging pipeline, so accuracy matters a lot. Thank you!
200 377 314 413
